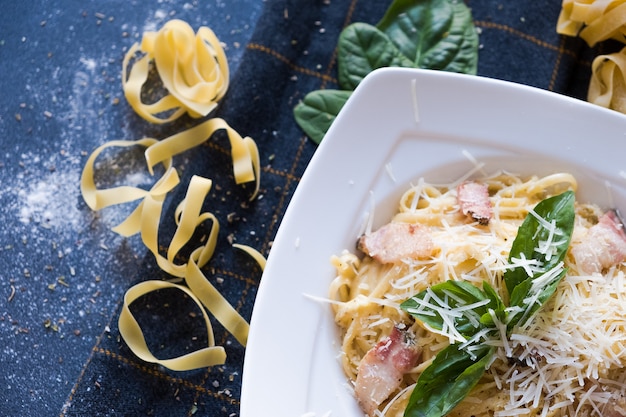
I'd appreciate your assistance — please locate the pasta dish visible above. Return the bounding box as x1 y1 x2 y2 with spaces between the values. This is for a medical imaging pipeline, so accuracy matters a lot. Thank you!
329 172 626 417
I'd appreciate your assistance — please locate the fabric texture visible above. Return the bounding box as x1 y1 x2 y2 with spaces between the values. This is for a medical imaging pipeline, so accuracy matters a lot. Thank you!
0 1 619 416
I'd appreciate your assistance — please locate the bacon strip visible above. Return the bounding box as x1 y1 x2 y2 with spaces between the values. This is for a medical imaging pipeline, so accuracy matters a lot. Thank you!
357 222 433 264
457 181 492 225
354 326 421 416
572 210 626 274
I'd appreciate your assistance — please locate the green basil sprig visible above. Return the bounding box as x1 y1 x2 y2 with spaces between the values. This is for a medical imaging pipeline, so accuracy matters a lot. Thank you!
504 191 575 329
403 343 495 417
401 280 502 340
400 191 575 417
293 0 479 145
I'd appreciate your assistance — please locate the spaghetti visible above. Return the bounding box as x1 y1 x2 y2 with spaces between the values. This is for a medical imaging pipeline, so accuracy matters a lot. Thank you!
330 172 626 416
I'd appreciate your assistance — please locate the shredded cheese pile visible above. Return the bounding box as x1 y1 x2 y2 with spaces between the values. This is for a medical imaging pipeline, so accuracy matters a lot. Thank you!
80 21 263 371
494 269 626 415
557 0 626 113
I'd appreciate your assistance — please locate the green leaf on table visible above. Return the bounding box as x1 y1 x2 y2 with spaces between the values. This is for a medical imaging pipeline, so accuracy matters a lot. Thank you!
337 22 414 90
377 0 479 74
404 344 495 417
293 0 479 145
293 90 352 145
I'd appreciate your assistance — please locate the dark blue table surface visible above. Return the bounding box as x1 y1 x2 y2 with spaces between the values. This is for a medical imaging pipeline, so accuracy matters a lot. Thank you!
0 1 613 416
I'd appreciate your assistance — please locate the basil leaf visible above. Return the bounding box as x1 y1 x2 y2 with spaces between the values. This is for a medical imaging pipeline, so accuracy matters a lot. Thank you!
338 22 414 90
377 0 479 74
480 281 507 327
401 280 497 338
404 344 495 417
508 267 568 329
504 191 575 295
504 191 575 328
292 90 352 145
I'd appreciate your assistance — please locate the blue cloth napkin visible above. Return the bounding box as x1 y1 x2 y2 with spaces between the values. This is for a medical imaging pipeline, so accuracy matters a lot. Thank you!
0 0 615 416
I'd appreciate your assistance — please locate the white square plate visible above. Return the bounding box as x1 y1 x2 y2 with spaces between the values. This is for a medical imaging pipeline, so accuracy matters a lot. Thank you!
240 68 626 416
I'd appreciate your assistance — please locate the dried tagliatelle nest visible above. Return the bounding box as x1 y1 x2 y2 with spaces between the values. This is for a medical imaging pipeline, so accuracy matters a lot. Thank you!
123 19 229 123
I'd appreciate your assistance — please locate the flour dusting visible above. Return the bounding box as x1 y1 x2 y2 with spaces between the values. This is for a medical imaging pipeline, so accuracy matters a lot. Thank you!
17 168 82 230
8 50 136 238
143 9 170 32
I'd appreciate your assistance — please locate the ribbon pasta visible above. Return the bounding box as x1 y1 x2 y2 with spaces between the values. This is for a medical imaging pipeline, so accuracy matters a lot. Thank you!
557 0 626 46
122 19 229 123
588 47 626 113
81 111 261 371
80 117 262 370
144 117 260 199
81 18 263 371
557 1 626 113
118 280 228 371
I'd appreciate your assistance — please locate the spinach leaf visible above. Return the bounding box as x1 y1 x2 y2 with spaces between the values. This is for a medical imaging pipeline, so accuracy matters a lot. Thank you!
292 90 352 145
338 22 414 91
377 0 478 74
404 344 495 417
504 190 575 328
293 0 479 144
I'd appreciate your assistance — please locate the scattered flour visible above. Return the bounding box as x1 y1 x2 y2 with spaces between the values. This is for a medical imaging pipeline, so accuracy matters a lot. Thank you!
143 9 170 32
78 57 97 71
8 54 114 237
7 50 146 240
17 167 82 230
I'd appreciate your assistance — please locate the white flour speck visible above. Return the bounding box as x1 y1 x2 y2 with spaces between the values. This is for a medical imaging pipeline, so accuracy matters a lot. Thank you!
143 9 169 32
79 57 97 71
17 170 81 230
4 147 85 239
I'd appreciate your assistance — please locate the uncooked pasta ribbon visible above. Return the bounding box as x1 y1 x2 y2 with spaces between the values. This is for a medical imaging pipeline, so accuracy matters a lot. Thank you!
81 19 263 371
557 0 626 46
144 117 260 199
80 121 261 370
122 19 229 123
588 47 626 113
118 280 227 371
80 138 177 212
80 117 260 230
557 0 626 113
116 176 250 370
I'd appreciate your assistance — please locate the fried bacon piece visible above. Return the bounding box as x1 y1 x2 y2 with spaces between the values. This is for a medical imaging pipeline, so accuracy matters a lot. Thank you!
572 210 626 274
357 222 434 264
457 181 492 225
354 326 422 416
